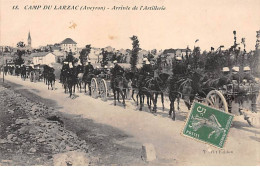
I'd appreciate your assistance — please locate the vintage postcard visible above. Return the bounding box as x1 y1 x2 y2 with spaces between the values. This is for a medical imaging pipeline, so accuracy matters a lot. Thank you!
0 0 260 166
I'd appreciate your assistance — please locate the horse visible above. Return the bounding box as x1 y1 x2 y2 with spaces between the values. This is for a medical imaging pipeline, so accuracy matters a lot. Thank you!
75 65 84 92
82 72 95 95
111 74 129 108
149 73 170 113
60 66 68 93
63 68 77 97
43 65 49 85
47 68 56 90
77 73 84 92
137 74 156 112
20 66 27 80
125 70 154 109
168 70 204 120
15 66 21 77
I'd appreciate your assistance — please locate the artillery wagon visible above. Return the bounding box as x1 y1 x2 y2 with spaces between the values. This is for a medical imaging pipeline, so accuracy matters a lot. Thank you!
196 79 259 114
90 69 112 101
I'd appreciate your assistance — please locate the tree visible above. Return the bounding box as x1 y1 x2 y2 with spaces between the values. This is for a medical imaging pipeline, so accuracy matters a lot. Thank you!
79 45 91 66
147 50 156 61
130 35 141 71
14 41 26 66
192 47 201 69
17 41 25 48
14 50 25 66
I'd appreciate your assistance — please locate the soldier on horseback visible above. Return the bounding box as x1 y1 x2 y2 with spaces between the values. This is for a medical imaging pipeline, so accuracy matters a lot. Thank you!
110 60 128 107
242 66 255 83
110 60 124 88
231 66 242 84
84 60 94 75
169 56 187 92
140 58 153 78
218 67 232 88
138 58 154 88
172 56 186 78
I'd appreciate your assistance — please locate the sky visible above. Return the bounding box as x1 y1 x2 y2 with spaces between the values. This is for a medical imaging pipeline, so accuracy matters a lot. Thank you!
0 0 260 51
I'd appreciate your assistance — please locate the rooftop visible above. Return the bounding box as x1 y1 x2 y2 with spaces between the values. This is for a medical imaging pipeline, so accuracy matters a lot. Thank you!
30 52 51 57
61 38 77 44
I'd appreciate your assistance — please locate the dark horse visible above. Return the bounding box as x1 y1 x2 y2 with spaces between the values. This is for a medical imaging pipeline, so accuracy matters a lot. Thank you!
43 65 56 90
20 66 27 80
111 74 129 108
82 72 95 95
47 68 55 90
137 74 156 112
150 73 170 113
168 70 203 120
64 67 77 98
136 73 170 113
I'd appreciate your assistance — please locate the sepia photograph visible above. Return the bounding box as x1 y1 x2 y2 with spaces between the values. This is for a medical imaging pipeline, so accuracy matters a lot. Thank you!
0 0 259 166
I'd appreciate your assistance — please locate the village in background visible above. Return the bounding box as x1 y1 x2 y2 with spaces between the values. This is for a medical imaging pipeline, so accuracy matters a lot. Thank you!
0 30 260 78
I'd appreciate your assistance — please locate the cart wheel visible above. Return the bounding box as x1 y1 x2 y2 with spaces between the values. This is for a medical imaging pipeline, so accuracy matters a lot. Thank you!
205 90 229 112
91 78 98 98
99 79 108 101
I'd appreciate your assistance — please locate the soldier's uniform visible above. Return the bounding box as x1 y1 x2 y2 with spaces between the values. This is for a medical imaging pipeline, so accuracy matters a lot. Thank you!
231 66 242 83
218 67 232 87
111 64 124 77
138 59 153 88
242 66 255 83
172 57 186 78
85 62 94 75
168 57 187 92
140 62 153 77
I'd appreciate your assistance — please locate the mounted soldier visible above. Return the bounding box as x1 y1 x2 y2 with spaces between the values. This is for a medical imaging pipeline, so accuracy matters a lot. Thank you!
76 62 84 74
242 66 255 83
111 60 124 77
84 60 94 75
172 56 186 78
110 60 124 87
231 66 242 84
218 67 232 88
140 58 153 78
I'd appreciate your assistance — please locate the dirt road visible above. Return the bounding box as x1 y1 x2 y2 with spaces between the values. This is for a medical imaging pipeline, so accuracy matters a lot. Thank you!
1 75 260 165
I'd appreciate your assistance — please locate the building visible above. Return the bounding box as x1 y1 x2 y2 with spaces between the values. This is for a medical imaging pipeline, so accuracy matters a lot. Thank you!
60 38 77 53
52 50 65 63
32 52 56 65
163 48 192 58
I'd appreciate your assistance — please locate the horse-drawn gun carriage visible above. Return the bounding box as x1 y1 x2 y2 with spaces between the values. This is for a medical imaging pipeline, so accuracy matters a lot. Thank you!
222 76 259 113
90 64 132 107
185 66 259 123
90 67 112 100
165 64 259 121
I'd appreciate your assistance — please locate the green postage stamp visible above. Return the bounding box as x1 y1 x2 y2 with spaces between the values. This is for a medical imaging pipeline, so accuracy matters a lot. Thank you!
182 102 234 148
